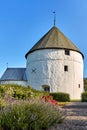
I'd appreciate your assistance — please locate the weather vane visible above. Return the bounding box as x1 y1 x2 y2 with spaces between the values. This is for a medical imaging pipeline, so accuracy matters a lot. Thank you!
53 11 56 26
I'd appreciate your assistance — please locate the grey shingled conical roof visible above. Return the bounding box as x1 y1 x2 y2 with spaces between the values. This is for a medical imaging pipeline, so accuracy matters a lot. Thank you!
25 26 83 58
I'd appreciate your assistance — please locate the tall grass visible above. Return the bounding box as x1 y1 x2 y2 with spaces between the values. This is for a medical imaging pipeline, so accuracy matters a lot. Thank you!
0 99 66 130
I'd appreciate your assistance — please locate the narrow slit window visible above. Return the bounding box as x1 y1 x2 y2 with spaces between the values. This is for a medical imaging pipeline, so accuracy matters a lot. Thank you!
64 65 68 71
78 84 80 88
65 50 70 55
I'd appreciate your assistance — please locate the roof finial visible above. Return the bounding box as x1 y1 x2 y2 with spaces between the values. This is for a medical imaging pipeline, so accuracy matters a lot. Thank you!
53 11 56 26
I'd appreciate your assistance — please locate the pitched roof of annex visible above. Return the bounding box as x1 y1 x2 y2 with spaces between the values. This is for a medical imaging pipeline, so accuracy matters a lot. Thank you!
0 68 27 81
25 26 84 58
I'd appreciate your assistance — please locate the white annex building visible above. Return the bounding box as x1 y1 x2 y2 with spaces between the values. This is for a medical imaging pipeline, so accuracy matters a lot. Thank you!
0 25 84 100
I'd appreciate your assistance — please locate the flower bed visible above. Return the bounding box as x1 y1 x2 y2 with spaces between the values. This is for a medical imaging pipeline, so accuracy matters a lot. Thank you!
0 99 66 130
0 84 66 130
41 95 58 106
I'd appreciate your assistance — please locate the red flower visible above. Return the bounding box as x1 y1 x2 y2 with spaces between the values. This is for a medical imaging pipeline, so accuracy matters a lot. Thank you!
41 95 58 106
48 99 58 106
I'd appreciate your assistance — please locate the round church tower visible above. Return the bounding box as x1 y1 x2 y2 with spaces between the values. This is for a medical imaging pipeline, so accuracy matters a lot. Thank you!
25 26 84 100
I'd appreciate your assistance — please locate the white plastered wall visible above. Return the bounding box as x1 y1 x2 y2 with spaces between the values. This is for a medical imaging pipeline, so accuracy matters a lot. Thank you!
0 81 28 87
26 49 84 99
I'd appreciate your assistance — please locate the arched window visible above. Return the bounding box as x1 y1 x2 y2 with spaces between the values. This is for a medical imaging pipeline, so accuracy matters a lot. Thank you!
42 85 50 92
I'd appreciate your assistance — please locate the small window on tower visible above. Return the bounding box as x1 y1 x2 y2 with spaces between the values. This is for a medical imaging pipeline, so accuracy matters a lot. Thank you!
65 50 70 55
78 84 80 88
44 87 50 92
64 65 68 71
42 85 50 92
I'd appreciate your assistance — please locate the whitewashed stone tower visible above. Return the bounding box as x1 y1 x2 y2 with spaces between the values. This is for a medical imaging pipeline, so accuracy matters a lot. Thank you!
25 26 84 100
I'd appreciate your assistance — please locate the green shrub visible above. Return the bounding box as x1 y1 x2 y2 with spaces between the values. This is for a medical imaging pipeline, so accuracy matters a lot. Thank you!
0 84 33 100
0 100 65 130
0 84 49 100
0 85 7 98
0 97 6 109
84 78 87 91
50 92 70 102
81 92 87 102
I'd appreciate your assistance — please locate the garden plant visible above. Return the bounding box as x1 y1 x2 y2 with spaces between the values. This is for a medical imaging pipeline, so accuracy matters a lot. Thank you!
0 84 66 130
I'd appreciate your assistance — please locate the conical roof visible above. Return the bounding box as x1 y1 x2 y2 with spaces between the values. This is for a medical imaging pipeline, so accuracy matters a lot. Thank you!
25 26 83 58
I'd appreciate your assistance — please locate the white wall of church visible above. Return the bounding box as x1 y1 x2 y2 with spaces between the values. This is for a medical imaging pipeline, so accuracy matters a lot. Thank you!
26 49 84 99
0 81 28 87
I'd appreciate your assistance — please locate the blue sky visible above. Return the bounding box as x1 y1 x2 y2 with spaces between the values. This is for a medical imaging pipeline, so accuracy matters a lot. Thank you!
0 0 87 77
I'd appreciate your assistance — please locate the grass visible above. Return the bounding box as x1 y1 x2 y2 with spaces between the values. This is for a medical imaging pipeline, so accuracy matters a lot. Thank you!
70 99 81 102
58 102 67 107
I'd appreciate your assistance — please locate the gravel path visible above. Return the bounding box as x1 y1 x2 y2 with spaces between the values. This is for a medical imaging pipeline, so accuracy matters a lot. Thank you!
50 102 87 130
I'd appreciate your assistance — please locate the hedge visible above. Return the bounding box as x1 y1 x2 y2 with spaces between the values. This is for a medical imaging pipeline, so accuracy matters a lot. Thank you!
81 92 87 102
50 92 70 102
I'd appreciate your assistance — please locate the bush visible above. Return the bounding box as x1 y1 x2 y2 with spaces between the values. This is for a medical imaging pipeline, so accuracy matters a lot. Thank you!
0 84 49 100
50 92 70 102
0 100 65 130
0 84 29 99
0 97 6 109
81 92 87 102
84 78 87 91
